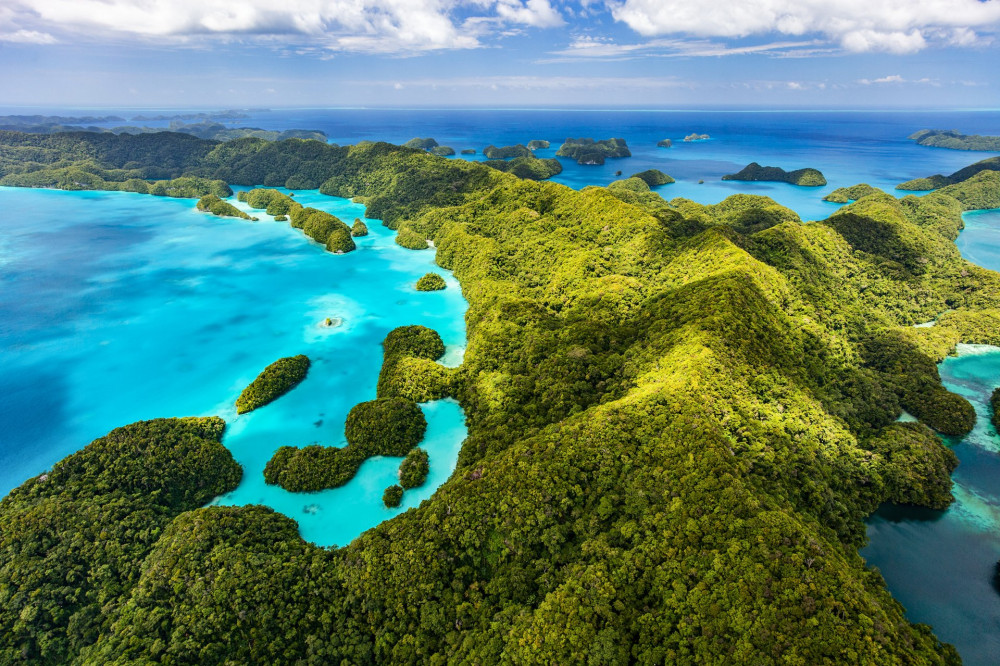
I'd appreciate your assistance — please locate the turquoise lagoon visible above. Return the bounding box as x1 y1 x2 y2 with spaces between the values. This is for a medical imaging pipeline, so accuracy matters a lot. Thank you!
0 186 468 547
863 209 1000 666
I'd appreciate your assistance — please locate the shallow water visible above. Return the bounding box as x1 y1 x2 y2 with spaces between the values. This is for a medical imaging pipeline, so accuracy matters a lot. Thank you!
0 186 468 547
862 210 1000 665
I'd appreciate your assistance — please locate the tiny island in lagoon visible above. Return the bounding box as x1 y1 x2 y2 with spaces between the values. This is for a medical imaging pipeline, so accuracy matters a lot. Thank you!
4 2 1000 664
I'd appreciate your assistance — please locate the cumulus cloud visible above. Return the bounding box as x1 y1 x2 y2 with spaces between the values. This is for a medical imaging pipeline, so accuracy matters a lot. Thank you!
608 0 1000 53
0 0 564 51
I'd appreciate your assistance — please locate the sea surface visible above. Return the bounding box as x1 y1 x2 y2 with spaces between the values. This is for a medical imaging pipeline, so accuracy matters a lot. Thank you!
0 185 468 547
2 108 1000 660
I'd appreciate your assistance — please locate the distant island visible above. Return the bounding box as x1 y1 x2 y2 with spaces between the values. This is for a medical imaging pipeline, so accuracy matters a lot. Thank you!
684 133 710 142
555 137 631 165
483 144 531 159
403 137 439 151
483 155 562 180
723 162 827 186
631 169 674 186
657 139 672 148
527 140 550 150
909 129 1000 151
897 155 1000 190
0 114 326 142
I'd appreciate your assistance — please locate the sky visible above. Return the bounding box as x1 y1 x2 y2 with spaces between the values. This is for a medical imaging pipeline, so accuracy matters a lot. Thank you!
1 0 999 108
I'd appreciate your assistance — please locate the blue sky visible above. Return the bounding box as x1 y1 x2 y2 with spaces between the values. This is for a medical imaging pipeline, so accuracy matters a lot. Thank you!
1 0 999 108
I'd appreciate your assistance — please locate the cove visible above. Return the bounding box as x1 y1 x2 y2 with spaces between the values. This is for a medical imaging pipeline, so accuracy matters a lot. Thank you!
862 209 1000 666
0 185 469 548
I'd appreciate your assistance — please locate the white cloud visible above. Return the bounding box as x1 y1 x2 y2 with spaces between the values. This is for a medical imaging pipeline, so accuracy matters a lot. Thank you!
1 0 564 52
0 29 57 43
542 35 827 61
857 74 940 85
608 0 1000 53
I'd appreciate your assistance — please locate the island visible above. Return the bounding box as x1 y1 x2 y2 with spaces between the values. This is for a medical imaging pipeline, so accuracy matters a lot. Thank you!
415 272 447 291
684 133 710 141
824 184 878 203
3 129 1000 665
657 138 673 147
351 218 368 236
263 397 427 491
399 448 429 488
403 137 439 150
483 144 531 159
460 148 476 155
631 169 675 186
235 355 311 414
527 140 550 150
897 155 1000 190
722 162 827 186
240 188 356 253
382 484 404 507
196 194 254 220
483 155 562 180
909 129 1000 151
430 146 455 156
555 137 631 165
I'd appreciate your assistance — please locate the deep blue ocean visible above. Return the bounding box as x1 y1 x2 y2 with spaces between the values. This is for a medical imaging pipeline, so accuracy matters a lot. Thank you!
1 108 1000 662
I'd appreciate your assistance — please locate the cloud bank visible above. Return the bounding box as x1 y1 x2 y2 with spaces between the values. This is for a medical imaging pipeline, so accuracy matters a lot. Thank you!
609 0 1000 54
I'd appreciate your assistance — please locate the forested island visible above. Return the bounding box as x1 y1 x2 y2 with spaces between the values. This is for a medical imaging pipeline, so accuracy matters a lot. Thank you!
3 127 1000 663
910 129 1000 151
897 155 1000 191
723 162 828 186
0 113 325 142
235 355 311 414
556 137 631 164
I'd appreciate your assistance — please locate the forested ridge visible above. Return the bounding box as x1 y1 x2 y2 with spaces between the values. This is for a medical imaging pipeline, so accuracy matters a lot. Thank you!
2 129 1000 663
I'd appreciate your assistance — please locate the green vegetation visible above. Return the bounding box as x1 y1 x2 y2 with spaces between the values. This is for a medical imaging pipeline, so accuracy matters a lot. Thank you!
264 398 427 492
483 155 562 180
241 187 357 253
396 227 429 249
632 168 674 186
351 218 368 236
403 138 438 150
5 136 999 663
430 146 456 157
898 156 1000 191
460 148 476 155
910 129 1000 151
196 194 252 219
723 162 828 186
824 183 878 203
383 484 404 507
416 272 447 291
483 144 532 159
382 325 446 361
527 140 550 150
0 418 241 664
657 138 673 147
399 448 430 489
235 355 310 414
992 388 1000 429
274 214 287 221
556 137 631 165
377 325 454 402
